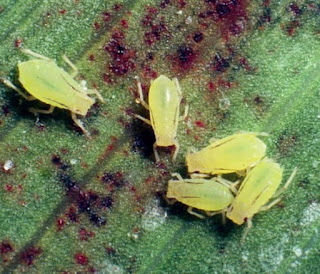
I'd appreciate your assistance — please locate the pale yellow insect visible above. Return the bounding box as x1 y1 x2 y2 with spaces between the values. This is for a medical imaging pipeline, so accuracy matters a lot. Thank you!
0 48 104 137
135 75 187 162
226 158 297 239
186 132 267 175
167 173 238 219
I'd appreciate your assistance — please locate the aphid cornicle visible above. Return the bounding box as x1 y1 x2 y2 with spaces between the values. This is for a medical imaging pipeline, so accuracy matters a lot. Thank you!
166 173 238 219
0 48 104 137
186 132 267 175
226 158 297 229
135 75 187 162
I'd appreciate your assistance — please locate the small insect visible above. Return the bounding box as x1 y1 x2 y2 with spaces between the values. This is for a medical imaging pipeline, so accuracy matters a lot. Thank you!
186 132 267 175
0 48 104 137
135 75 187 162
226 158 297 239
166 173 238 219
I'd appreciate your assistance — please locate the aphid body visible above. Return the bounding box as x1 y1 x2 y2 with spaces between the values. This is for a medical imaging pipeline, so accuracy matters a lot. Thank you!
135 75 186 161
186 133 267 175
226 158 297 226
0 49 104 137
167 173 236 218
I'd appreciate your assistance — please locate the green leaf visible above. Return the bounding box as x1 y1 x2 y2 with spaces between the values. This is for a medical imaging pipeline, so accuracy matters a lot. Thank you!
0 0 319 272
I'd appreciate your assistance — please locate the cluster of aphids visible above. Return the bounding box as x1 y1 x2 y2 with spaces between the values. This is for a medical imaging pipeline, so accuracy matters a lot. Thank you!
134 75 297 237
0 50 297 238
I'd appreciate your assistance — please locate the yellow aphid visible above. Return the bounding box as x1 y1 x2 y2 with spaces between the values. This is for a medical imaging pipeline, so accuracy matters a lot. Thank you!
186 132 267 175
167 173 237 219
0 48 104 137
226 158 297 229
135 75 187 162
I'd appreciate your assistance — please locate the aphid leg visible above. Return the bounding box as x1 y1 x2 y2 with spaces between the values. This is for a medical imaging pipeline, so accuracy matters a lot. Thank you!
272 167 298 198
187 206 205 219
241 218 253 244
20 48 51 62
71 112 91 138
236 130 269 138
0 78 36 101
179 104 189 122
134 114 152 125
29 105 55 115
206 210 223 217
62 54 79 78
215 177 239 194
259 197 281 212
153 142 160 162
209 136 219 143
86 89 105 103
171 173 184 180
190 173 210 179
135 76 149 110
172 140 180 162
164 195 177 205
187 146 197 154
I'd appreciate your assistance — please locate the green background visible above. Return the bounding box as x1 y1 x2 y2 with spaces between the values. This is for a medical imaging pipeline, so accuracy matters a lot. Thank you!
0 0 320 273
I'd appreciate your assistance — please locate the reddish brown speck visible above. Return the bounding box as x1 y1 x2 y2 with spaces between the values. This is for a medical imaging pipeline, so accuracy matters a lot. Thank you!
106 246 116 255
75 253 89 265
208 81 216 92
212 54 230 73
121 19 128 28
66 206 79 223
289 3 302 16
195 120 205 128
5 184 13 192
103 73 113 84
21 246 42 266
14 39 23 48
160 0 170 9
78 228 95 241
56 218 65 231
0 241 13 254
177 0 186 9
94 22 100 30
89 54 95 61
113 3 123 12
173 45 197 71
286 20 300 36
59 9 66 15
193 31 204 43
103 12 111 22
146 6 158 14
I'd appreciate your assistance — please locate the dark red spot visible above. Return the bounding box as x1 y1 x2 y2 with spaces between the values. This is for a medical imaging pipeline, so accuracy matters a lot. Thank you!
104 30 136 76
208 81 216 92
106 246 116 255
193 31 204 43
195 120 205 128
121 19 128 28
176 0 186 9
75 253 89 265
254 96 263 104
103 73 113 84
113 3 123 12
102 12 111 22
172 45 197 71
66 206 79 223
286 20 300 36
14 39 23 48
289 3 302 16
0 241 13 254
144 22 168 45
89 54 95 61
94 22 100 30
56 218 65 231
160 0 170 9
78 228 95 241
101 172 125 190
216 3 231 17
59 9 66 15
5 184 13 192
21 246 42 266
212 54 230 73
100 196 114 209
146 52 154 60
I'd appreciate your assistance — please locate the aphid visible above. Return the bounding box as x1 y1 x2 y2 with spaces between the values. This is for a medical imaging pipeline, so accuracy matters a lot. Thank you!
226 158 297 238
0 48 104 137
186 132 267 175
166 173 238 219
135 75 187 161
